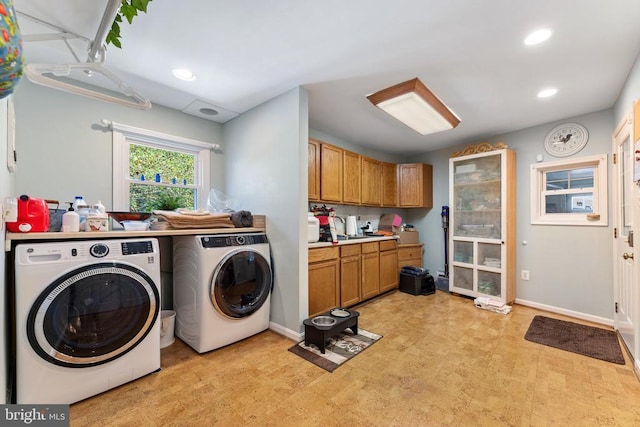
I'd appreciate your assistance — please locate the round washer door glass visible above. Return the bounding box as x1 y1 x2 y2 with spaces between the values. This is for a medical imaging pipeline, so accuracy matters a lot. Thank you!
27 262 159 368
211 248 272 319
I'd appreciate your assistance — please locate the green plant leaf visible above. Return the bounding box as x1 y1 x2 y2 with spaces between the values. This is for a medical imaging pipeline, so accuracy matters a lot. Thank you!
120 4 138 24
132 0 151 13
106 0 153 48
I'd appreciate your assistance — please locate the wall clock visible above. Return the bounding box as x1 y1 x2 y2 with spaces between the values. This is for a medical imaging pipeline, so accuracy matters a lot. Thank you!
544 123 589 157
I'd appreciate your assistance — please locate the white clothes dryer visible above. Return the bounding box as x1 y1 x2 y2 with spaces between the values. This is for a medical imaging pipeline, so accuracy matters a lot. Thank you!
13 238 161 404
173 233 272 353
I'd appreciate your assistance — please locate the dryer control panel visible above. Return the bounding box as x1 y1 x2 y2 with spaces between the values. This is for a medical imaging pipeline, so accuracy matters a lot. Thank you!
200 233 268 248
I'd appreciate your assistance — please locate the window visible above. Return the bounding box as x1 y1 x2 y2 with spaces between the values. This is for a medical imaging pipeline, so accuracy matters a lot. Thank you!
112 122 214 211
530 154 607 226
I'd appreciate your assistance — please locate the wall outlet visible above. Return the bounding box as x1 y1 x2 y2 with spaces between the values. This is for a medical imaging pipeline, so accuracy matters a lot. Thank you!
521 270 530 281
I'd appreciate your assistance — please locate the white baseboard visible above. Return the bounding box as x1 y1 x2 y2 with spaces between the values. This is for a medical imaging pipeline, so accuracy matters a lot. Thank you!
514 298 613 327
269 321 302 342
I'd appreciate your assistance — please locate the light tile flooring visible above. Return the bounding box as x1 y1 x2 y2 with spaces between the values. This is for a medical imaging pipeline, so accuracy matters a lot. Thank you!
70 291 640 426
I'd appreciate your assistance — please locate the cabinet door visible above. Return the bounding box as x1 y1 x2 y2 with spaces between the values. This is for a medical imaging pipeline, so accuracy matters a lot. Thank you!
398 163 433 207
343 150 361 204
320 143 343 202
361 250 380 299
308 259 340 317
340 255 361 307
361 156 382 205
398 244 423 271
379 248 399 293
308 139 320 201
381 162 398 207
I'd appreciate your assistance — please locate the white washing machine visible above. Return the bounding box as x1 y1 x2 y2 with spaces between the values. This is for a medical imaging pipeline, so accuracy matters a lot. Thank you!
13 238 161 404
173 233 272 353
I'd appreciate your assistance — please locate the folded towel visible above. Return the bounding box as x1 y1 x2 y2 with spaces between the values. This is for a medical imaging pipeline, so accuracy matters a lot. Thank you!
231 210 253 227
175 208 210 216
152 210 234 229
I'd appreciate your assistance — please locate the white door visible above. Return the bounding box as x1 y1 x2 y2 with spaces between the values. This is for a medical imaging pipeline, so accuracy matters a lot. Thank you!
613 112 636 357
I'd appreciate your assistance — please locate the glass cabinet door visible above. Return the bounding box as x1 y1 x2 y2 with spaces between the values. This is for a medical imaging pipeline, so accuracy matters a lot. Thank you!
452 154 502 239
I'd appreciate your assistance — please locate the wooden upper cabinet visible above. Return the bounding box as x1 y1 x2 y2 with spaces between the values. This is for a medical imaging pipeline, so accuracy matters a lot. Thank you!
343 150 361 204
361 156 382 205
398 163 433 208
381 162 398 207
308 139 320 201
320 143 343 202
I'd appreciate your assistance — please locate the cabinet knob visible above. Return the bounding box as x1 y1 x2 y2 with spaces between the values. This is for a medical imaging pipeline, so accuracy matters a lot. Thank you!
623 252 634 260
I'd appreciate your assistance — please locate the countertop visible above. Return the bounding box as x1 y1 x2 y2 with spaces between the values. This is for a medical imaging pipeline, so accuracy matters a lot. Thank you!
4 227 266 251
308 235 398 249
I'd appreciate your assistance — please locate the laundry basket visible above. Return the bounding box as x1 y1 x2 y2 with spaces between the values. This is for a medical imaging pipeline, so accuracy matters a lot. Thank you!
160 310 176 348
47 200 65 232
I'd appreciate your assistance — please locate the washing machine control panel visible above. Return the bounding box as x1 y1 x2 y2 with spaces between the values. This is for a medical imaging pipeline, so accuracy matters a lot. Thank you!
200 233 268 248
89 243 110 258
121 240 155 255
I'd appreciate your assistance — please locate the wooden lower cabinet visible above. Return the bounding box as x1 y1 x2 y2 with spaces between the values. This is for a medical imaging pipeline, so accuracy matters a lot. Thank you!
398 243 424 271
379 240 399 293
340 245 361 306
360 242 380 300
308 247 340 317
309 240 402 316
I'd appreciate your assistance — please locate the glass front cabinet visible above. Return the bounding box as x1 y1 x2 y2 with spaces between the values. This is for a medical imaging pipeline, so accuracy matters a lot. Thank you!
449 147 516 303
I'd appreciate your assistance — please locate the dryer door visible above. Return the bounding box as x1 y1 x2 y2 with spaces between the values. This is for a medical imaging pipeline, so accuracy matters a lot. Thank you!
210 248 272 319
27 262 159 368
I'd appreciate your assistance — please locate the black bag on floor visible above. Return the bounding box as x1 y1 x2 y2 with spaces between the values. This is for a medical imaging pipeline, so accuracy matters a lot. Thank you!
399 266 436 295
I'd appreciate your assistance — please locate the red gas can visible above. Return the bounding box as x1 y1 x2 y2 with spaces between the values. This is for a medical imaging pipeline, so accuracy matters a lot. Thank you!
6 195 50 233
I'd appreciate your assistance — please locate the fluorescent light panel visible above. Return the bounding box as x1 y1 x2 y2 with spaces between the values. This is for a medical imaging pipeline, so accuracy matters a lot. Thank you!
367 78 460 135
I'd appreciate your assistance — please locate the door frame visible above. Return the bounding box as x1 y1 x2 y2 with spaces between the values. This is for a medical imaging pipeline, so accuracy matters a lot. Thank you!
613 110 639 374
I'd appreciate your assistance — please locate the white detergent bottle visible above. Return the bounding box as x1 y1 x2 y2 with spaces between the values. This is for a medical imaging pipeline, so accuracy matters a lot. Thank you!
72 196 87 211
95 200 106 214
61 203 80 232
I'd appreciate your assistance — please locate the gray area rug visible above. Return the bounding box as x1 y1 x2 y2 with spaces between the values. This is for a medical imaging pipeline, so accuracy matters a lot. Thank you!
524 315 625 364
288 329 382 372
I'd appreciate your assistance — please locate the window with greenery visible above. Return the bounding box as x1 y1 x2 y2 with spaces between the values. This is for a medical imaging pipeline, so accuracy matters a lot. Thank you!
530 154 607 226
129 144 196 212
112 123 213 212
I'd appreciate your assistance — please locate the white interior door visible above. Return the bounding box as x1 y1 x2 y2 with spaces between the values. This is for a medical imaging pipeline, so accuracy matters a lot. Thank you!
613 113 636 358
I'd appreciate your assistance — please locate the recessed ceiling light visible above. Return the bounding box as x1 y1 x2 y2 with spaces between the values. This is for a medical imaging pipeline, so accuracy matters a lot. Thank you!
524 28 552 46
537 88 558 98
172 68 196 81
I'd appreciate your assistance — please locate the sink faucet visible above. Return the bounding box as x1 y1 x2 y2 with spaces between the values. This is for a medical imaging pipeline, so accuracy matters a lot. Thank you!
334 216 346 236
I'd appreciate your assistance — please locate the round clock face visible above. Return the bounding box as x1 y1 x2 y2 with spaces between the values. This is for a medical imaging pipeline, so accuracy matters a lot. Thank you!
544 123 589 157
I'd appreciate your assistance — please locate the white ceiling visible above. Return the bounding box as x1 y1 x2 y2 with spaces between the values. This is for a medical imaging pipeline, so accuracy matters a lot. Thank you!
13 0 640 154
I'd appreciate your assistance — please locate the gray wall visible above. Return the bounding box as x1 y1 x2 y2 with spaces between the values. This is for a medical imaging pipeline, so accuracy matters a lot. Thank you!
614 51 640 123
12 80 224 208
224 87 309 335
405 109 615 319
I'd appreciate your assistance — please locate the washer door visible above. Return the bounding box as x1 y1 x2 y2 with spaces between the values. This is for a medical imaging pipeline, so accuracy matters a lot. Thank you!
210 248 272 319
27 262 159 368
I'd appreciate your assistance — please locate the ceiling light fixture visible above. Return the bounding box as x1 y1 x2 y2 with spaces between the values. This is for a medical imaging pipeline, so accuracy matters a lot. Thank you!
367 77 460 135
537 88 558 98
524 28 552 46
172 68 196 81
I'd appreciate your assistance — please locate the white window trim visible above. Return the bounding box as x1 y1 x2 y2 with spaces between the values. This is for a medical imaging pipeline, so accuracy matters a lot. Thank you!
530 154 608 226
111 121 215 211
